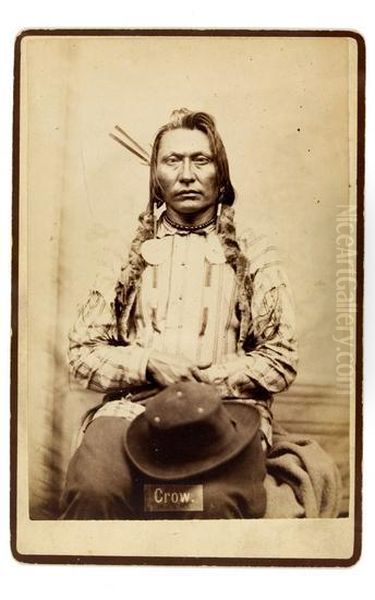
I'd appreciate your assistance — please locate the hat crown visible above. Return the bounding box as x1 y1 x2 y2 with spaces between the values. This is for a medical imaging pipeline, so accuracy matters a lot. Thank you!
145 382 221 431
143 383 237 464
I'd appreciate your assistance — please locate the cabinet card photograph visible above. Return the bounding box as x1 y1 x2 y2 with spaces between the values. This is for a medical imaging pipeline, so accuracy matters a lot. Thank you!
12 29 364 565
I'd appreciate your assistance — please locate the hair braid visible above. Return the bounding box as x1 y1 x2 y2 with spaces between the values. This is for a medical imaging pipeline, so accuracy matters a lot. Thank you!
217 205 254 350
115 209 154 321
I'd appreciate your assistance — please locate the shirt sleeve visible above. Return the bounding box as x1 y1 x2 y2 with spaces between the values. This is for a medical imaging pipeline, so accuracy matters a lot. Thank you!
239 233 298 394
68 279 151 394
203 233 298 397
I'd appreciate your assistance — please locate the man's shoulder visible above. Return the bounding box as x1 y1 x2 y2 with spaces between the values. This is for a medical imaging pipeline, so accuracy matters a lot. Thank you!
90 232 131 303
237 227 283 276
237 227 268 253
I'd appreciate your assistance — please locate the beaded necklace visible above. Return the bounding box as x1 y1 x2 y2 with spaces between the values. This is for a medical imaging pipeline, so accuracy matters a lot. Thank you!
164 212 216 232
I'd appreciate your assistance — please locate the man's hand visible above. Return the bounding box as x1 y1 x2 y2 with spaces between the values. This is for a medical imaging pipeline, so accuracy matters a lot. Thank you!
200 357 257 391
227 370 256 390
147 349 206 387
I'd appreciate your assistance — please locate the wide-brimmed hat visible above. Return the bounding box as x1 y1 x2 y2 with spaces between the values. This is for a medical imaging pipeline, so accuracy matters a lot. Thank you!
125 382 260 481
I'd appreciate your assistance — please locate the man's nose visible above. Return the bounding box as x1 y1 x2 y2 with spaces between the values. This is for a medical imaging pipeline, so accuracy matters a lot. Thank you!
179 158 195 182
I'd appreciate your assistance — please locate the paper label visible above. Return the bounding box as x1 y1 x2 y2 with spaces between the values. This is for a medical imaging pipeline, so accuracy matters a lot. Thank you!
144 484 204 512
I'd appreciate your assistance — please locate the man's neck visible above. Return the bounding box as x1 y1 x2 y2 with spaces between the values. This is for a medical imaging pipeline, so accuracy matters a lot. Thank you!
165 206 217 228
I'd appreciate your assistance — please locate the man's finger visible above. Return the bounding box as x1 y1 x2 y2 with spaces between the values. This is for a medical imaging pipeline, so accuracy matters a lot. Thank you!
227 372 247 387
190 367 209 383
180 373 196 382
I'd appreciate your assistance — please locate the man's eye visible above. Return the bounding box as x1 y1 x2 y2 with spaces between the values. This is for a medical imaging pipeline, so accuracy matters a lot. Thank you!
194 156 211 165
165 156 180 165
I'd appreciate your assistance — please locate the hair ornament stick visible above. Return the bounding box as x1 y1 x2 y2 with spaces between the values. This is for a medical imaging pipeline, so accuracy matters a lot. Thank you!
110 125 151 165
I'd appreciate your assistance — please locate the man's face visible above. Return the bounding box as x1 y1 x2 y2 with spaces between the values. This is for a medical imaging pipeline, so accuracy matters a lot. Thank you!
156 128 219 222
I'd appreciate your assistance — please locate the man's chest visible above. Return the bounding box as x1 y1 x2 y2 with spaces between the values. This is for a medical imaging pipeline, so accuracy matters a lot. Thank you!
134 234 240 366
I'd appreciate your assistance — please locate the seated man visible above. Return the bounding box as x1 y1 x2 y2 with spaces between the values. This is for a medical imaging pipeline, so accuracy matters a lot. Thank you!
60 109 298 520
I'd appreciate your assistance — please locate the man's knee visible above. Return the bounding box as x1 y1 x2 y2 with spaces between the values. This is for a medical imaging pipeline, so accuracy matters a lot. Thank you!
68 432 134 489
61 454 136 519
61 419 136 519
203 479 266 519
71 470 132 505
203 481 240 518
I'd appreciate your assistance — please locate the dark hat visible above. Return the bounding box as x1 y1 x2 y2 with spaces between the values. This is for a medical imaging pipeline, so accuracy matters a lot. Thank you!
125 382 260 481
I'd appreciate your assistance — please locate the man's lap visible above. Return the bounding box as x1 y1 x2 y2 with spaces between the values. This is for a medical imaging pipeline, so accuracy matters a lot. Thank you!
61 415 267 520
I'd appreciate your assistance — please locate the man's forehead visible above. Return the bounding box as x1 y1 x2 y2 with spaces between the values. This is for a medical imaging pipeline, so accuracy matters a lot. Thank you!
158 128 212 156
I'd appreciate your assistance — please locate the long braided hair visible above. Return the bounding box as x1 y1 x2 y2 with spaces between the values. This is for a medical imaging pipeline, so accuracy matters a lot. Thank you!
116 110 254 347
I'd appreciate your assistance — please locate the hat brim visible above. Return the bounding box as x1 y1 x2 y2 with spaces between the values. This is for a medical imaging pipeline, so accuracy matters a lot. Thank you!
124 402 260 481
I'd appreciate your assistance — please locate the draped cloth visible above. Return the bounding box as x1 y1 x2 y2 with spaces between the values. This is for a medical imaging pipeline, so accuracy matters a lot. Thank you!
264 424 342 519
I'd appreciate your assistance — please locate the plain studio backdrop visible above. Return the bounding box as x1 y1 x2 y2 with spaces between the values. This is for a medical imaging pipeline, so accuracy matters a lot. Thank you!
17 34 357 518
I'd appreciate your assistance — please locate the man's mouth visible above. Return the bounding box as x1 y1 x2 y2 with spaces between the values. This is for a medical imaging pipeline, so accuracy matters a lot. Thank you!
176 190 202 197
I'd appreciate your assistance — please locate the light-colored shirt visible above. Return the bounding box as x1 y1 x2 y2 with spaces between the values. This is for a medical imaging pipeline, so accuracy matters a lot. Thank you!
135 221 239 368
68 217 298 446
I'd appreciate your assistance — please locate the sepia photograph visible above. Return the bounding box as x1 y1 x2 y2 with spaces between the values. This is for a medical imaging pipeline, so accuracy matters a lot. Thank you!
12 29 364 564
